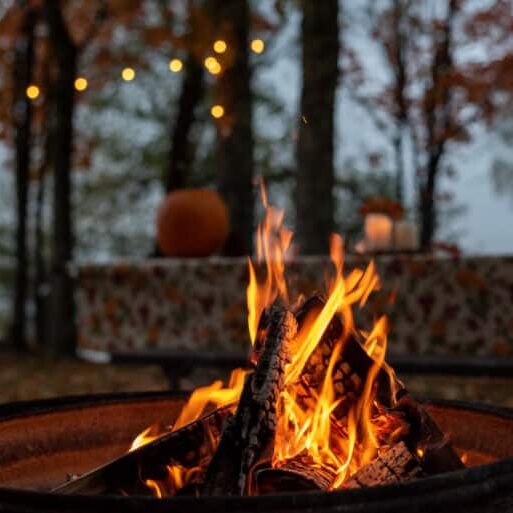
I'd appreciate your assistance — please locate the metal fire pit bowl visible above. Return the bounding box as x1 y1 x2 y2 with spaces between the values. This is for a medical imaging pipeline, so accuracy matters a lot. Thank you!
0 391 512 513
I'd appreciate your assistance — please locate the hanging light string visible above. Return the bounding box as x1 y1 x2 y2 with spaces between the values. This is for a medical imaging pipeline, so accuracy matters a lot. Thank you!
26 37 265 121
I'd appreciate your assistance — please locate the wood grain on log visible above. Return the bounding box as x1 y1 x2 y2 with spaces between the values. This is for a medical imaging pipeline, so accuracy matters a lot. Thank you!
254 453 337 494
202 305 297 496
293 295 404 419
343 441 424 489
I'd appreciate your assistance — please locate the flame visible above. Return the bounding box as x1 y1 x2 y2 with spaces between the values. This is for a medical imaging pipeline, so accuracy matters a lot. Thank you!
132 184 399 497
246 187 292 344
144 479 162 498
131 368 247 452
130 425 164 452
247 189 394 489
130 368 248 495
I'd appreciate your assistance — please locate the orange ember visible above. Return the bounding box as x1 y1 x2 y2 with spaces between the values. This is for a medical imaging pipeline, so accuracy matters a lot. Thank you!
131 185 399 497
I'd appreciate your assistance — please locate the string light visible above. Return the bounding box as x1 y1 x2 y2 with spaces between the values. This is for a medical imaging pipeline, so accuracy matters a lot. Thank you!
169 58 183 73
26 85 40 100
74 77 88 91
250 39 265 54
213 40 227 54
210 105 225 119
204 56 222 75
204 56 217 69
121 67 135 81
209 62 222 75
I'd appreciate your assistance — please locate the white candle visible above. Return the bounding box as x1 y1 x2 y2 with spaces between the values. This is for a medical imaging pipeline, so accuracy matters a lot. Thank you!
394 221 419 251
364 213 392 251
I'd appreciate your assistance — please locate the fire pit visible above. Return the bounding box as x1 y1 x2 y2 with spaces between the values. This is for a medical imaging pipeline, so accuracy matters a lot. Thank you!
2 191 512 512
0 392 513 513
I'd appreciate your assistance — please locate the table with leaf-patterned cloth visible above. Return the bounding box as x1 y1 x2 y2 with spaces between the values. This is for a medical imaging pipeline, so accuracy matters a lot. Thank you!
75 255 513 359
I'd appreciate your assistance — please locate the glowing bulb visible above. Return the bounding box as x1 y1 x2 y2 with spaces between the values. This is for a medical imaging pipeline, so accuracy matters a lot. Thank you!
211 105 224 119
74 77 88 91
251 39 265 54
121 67 135 81
204 56 217 70
209 62 222 75
169 59 183 73
213 40 227 54
26 85 40 100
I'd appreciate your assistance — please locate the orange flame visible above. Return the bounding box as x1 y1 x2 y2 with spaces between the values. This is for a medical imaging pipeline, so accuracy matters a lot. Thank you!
246 198 292 344
130 368 247 495
132 184 398 496
268 228 389 488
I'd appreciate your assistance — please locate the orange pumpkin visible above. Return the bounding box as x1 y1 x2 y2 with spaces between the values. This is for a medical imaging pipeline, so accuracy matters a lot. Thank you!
156 188 230 257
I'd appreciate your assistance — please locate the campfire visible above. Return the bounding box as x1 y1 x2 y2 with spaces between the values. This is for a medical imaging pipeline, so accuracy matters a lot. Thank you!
55 190 464 497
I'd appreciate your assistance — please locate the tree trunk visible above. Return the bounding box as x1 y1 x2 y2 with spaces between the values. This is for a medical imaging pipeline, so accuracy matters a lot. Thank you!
44 0 77 354
212 0 254 256
392 0 407 206
34 133 50 348
10 5 36 351
166 54 204 191
296 0 339 255
419 0 457 249
420 157 438 249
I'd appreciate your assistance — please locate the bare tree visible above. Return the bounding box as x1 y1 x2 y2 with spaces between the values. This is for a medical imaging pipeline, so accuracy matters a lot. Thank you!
212 0 254 256
43 0 106 353
10 2 36 351
296 0 339 255
418 0 459 248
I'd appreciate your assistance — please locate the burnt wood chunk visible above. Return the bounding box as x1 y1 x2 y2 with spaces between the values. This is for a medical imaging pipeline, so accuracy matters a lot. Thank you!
53 405 232 496
343 441 424 489
202 305 297 496
293 294 404 419
391 395 464 474
254 453 337 494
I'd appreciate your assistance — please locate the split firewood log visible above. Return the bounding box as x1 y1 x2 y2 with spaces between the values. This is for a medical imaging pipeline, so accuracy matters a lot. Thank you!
293 294 404 419
254 453 337 494
343 441 424 489
388 395 464 474
201 305 297 496
53 404 232 496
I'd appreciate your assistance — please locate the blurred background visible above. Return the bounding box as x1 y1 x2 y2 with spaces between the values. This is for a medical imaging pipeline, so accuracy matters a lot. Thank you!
0 0 512 403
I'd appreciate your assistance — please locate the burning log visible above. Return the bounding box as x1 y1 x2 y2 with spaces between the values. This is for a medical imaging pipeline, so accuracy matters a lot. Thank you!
53 404 232 496
254 453 337 494
390 395 464 475
246 295 462 494
201 305 297 496
343 441 424 489
293 294 404 417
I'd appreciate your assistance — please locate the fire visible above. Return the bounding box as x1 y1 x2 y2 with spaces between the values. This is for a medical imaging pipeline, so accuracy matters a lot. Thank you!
247 185 292 344
129 368 247 495
267 223 390 488
132 185 399 497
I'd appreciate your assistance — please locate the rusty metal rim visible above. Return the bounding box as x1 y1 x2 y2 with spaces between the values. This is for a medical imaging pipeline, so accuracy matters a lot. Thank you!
0 390 190 421
0 393 513 512
0 457 512 513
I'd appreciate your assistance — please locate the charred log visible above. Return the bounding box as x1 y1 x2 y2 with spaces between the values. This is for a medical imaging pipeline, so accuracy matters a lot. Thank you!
202 306 297 496
255 453 337 494
343 441 424 489
390 395 464 474
53 405 232 496
293 294 404 417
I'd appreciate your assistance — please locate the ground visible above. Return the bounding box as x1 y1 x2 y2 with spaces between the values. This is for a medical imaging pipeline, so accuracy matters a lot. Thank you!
0 350 512 407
